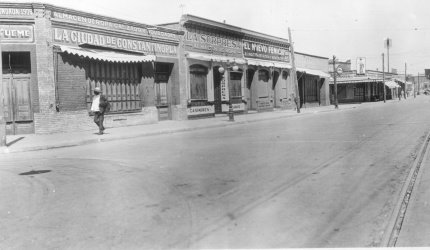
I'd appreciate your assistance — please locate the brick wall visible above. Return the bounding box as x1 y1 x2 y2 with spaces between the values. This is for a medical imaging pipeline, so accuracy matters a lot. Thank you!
56 53 87 111
34 107 158 134
34 8 56 113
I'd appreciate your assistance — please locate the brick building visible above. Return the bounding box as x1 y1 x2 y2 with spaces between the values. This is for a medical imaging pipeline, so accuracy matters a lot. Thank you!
1 3 331 135
0 2 183 135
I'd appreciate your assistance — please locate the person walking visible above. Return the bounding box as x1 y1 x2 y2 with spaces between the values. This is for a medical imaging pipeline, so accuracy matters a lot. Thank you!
91 87 109 135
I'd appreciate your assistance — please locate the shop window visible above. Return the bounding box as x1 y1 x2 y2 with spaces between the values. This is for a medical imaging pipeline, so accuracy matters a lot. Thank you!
229 71 242 98
338 85 347 99
86 61 142 113
247 69 255 89
304 78 318 102
282 71 289 80
189 64 208 100
258 69 269 82
2 52 31 74
272 71 280 89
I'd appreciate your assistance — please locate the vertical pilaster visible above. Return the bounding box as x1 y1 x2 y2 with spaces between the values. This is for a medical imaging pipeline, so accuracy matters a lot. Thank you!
173 27 188 120
33 6 56 114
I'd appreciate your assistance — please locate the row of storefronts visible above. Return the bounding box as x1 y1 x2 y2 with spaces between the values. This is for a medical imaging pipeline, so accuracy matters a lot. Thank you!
0 3 330 135
329 59 407 103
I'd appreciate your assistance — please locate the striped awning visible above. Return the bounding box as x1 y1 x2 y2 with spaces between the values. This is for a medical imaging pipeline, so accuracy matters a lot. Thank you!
247 59 291 69
384 81 400 89
297 67 331 78
56 45 156 63
186 52 246 64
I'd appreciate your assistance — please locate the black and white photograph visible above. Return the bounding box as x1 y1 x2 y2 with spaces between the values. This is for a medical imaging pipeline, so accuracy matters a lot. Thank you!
1 0 430 249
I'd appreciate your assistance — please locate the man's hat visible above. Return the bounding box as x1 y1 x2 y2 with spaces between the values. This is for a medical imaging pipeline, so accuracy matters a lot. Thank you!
94 87 101 93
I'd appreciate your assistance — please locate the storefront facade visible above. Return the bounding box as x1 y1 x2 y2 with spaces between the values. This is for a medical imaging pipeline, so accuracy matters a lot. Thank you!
175 15 247 118
330 70 400 103
294 52 330 108
242 32 292 111
0 3 182 134
161 15 295 118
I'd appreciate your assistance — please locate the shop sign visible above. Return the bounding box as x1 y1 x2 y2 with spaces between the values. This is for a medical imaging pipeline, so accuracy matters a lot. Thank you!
220 77 229 101
222 103 245 112
356 57 366 75
52 12 178 41
0 8 33 16
184 30 242 56
243 40 290 62
53 28 177 56
187 105 214 116
0 25 33 43
257 97 272 110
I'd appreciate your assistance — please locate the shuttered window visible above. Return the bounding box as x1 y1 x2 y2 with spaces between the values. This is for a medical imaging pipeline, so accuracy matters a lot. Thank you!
229 71 242 98
189 65 208 100
86 61 142 113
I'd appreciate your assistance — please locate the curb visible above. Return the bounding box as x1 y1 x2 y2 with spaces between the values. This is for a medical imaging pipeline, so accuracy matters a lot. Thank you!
0 105 356 154
381 128 430 246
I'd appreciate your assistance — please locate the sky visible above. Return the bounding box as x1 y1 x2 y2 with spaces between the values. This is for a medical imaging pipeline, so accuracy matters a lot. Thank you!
11 0 430 75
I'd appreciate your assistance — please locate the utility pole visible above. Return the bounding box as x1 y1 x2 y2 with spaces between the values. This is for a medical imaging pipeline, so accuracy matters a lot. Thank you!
0 38 5 147
332 55 339 109
405 63 407 99
418 72 420 95
382 53 386 103
288 27 300 113
387 41 390 73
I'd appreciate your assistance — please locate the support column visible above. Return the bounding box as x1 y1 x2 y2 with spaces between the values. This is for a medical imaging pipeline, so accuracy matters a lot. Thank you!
33 6 56 114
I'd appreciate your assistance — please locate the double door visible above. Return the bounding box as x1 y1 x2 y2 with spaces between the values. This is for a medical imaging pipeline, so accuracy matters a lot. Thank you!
2 74 33 134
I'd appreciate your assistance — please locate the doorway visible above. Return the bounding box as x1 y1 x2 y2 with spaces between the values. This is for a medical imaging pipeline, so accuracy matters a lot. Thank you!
154 63 172 120
2 52 33 135
213 66 223 114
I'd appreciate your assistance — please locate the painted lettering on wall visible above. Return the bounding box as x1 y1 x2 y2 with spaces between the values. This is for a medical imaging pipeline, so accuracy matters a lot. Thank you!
243 40 290 62
0 8 33 16
221 103 245 112
187 105 214 116
0 25 33 43
53 12 178 40
184 30 242 55
220 77 229 101
53 28 177 56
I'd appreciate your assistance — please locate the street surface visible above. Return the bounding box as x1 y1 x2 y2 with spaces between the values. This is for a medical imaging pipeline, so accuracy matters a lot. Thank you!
1 97 430 249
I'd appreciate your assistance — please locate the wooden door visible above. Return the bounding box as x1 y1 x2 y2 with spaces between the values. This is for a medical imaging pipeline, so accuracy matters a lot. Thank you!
155 81 169 120
3 74 33 135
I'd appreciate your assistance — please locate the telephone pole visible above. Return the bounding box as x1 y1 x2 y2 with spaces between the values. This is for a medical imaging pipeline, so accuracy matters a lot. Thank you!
0 38 6 147
332 55 339 109
418 72 420 95
382 53 386 103
404 63 407 99
288 27 300 113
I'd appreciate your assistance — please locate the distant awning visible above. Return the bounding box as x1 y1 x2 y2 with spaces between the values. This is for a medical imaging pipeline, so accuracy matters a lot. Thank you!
186 52 246 64
247 59 291 69
56 45 156 63
296 67 330 78
384 81 400 89
329 76 383 84
394 79 413 85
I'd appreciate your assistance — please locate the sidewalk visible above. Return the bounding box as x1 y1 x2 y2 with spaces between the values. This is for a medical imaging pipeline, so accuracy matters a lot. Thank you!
1 103 362 154
395 132 430 247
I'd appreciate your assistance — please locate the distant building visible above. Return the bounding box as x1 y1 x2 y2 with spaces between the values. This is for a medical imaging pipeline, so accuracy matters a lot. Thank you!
329 58 405 103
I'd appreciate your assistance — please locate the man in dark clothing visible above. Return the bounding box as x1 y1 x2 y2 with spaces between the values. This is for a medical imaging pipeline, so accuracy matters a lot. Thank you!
90 87 109 135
